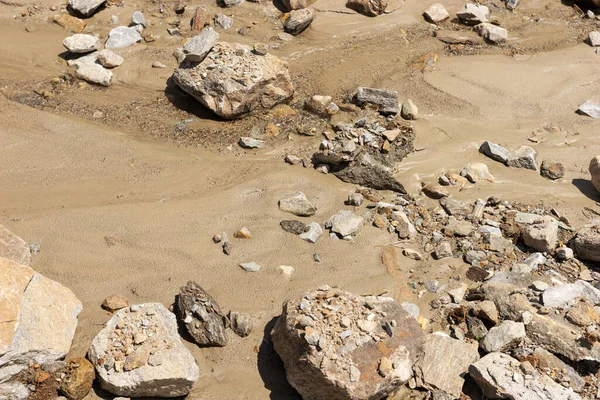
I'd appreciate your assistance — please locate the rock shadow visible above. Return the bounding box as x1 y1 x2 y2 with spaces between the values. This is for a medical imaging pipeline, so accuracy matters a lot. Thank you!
272 0 288 13
572 178 600 202
257 317 301 400
164 76 225 122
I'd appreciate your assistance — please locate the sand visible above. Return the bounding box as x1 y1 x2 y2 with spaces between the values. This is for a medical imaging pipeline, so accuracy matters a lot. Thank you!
1 0 600 398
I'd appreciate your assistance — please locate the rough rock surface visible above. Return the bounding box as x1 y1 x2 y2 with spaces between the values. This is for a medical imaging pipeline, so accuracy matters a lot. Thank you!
414 332 479 398
177 281 228 347
102 294 129 312
68 0 106 17
75 63 113 87
423 3 449 24
173 42 294 119
522 216 558 253
105 26 143 49
540 160 564 180
63 34 101 53
401 99 418 120
460 163 494 183
457 3 489 25
479 321 525 353
479 141 510 164
354 87 398 114
59 358 95 400
182 27 219 62
474 23 508 44
284 8 315 35
279 192 316 216
272 287 423 400
325 210 363 237
346 0 387 16
0 225 31 266
572 222 600 261
469 352 582 400
589 156 600 193
507 145 537 170
88 303 200 397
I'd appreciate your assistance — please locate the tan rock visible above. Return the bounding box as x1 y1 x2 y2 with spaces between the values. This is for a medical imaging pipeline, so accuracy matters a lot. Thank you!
0 225 31 266
0 258 34 355
53 14 86 33
102 294 129 312
234 227 252 239
60 358 95 400
282 0 315 10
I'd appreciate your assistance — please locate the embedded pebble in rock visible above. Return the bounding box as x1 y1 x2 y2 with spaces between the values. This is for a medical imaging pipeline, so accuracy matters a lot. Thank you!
284 8 315 35
354 87 398 115
229 311 253 337
214 13 233 29
400 99 418 120
97 49 123 68
105 26 142 49
68 0 106 17
299 222 323 243
540 160 564 180
88 303 200 397
578 100 600 118
63 34 101 53
479 321 525 353
421 183 448 199
522 216 558 253
423 3 449 24
239 137 265 149
271 287 423 400
131 11 147 28
456 3 489 25
279 192 316 217
507 145 537 170
479 141 510 164
325 210 363 237
75 64 113 87
177 281 228 346
182 27 219 62
102 294 129 311
474 23 508 44
460 163 494 183
239 262 262 272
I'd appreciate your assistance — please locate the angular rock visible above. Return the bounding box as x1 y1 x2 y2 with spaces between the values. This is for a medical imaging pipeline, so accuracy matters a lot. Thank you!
347 192 364 206
105 26 143 49
480 321 525 353
88 303 200 397
589 156 600 193
282 0 315 10
434 241 452 259
469 352 582 400
59 358 95 400
439 197 471 216
173 42 294 119
401 99 418 120
540 161 564 180
177 281 228 347
556 246 573 261
102 294 129 312
474 23 508 44
0 225 31 266
279 192 316 217
63 34 100 53
284 8 315 35
334 153 406 193
325 210 363 237
131 11 147 28
445 218 473 237
239 137 264 149
415 332 479 398
403 248 423 260
75 63 112 87
346 0 387 16
214 13 233 30
300 222 323 243
456 4 489 25
97 49 123 68
182 27 219 62
479 141 510 164
460 163 494 183
392 210 416 239
541 281 594 308
507 145 537 170
506 0 519 10
533 347 585 393
354 87 398 115
423 3 449 24
588 31 600 47
68 0 105 17
53 14 86 33
422 183 448 199
522 216 558 253
272 287 423 400
229 311 253 337
239 262 261 272
572 222 600 261
578 100 600 118
280 220 308 235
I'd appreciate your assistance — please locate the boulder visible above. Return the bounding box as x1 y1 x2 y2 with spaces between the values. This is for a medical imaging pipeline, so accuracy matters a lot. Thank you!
68 0 105 17
88 303 200 397
173 42 294 119
278 192 317 217
282 0 315 10
272 287 424 400
507 145 537 170
59 358 95 400
479 141 510 164
474 23 508 44
578 100 600 118
62 34 100 53
105 26 142 49
354 87 398 114
457 4 489 25
469 352 582 400
182 27 219 62
540 161 564 180
423 3 449 24
401 99 418 120
325 210 363 237
0 257 82 390
414 332 479 398
572 222 600 261
479 321 525 353
0 225 31 266
346 0 387 16
284 8 315 35
177 281 228 347
74 63 112 87
589 156 600 193
97 49 123 68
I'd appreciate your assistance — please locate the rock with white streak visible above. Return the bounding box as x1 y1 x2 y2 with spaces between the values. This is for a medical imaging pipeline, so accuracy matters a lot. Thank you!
325 210 364 237
182 27 219 62
105 26 142 49
474 23 508 44
75 63 113 87
423 3 449 24
457 4 489 25
68 0 106 17
578 100 600 118
63 34 101 53
97 49 123 68
279 192 317 217
88 303 200 397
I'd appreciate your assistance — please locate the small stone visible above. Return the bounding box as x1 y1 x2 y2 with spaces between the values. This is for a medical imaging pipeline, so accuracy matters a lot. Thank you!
253 43 268 55
97 49 123 68
378 357 393 377
435 241 453 259
474 23 508 44
239 137 265 149
279 192 316 217
105 26 143 49
152 61 167 68
556 247 573 261
68 0 105 17
540 161 564 180
312 253 321 262
102 295 129 312
347 193 364 206
182 27 219 62
240 262 261 272
354 87 399 115
588 31 600 47
479 141 510 164
460 163 494 183
480 321 525 353
507 146 537 170
278 265 295 277
299 222 323 244
522 216 558 253
214 13 233 29
59 358 95 400
422 183 449 199
401 99 418 120
423 3 449 24
190 7 207 34
131 11 147 28
506 0 519 10
285 154 302 165
63 34 100 53
75 64 112 87
447 285 467 303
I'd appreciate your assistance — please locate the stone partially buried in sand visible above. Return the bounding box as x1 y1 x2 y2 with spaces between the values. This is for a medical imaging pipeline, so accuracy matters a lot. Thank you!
474 23 508 44
272 287 423 400
173 42 294 119
278 192 316 216
75 63 113 87
88 303 200 397
578 100 600 118
68 0 106 17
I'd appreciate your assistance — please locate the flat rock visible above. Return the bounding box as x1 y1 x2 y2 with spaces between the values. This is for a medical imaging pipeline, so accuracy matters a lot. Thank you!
415 332 479 398
533 347 585 393
0 225 31 266
183 27 219 62
507 145 537 170
239 137 264 148
75 63 112 87
435 30 481 45
97 49 123 68
439 197 471 216
88 303 200 397
102 294 129 312
480 321 525 352
68 0 105 17
239 262 261 272
423 3 449 24
506 0 519 10
177 281 228 347
422 183 448 199
272 287 423 400
284 8 315 35
445 218 473 237
279 192 316 217
63 34 100 53
173 42 293 119
354 87 398 115
457 3 489 25
105 26 142 49
325 210 363 237
469 352 582 400
578 100 600 118
474 23 508 44
479 141 510 164
541 280 600 308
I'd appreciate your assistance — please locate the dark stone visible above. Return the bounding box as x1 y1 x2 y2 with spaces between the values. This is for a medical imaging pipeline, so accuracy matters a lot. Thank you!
540 161 564 180
280 220 308 235
466 266 488 282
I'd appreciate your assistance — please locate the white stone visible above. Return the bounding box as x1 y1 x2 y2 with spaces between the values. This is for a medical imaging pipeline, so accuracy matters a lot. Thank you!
423 3 449 24
299 222 323 244
240 262 262 272
579 101 600 118
68 0 105 17
474 23 508 44
63 34 100 53
97 49 123 68
75 63 113 87
105 26 142 49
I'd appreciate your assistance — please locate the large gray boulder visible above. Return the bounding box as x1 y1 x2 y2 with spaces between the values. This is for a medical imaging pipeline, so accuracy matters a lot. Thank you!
88 303 200 397
176 281 228 347
173 42 294 119
469 352 582 400
272 287 423 400
0 257 82 398
572 222 600 261
68 0 105 17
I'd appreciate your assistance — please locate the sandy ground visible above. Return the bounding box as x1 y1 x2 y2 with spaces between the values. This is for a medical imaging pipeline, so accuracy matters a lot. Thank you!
2 0 600 398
